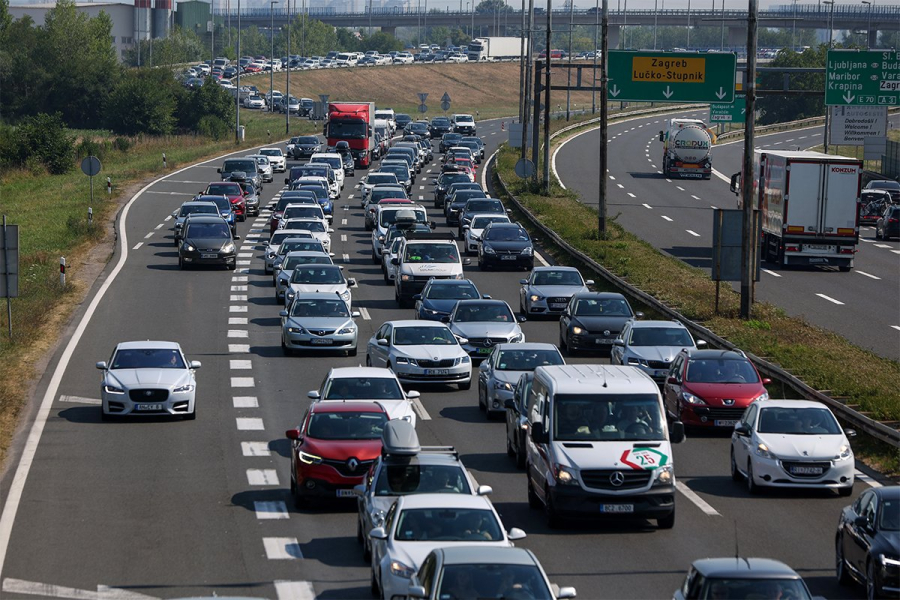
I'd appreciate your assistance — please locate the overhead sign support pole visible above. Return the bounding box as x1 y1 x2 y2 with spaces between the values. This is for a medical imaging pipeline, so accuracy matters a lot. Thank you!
598 0 608 235
740 0 759 320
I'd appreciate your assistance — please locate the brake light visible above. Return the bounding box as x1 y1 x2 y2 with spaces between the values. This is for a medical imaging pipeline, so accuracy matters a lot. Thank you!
890 218 899 223
839 248 854 254
785 245 800 252
786 226 804 233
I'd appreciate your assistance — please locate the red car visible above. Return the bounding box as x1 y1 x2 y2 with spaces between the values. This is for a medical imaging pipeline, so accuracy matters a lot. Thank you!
203 182 246 222
663 349 771 429
286 402 389 507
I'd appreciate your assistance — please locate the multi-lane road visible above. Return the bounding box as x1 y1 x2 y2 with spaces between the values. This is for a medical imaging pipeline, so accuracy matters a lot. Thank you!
0 116 881 600
555 111 900 361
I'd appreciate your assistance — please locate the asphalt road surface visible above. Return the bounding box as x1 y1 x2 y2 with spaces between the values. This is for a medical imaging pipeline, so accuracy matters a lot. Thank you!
0 116 877 600
555 110 900 361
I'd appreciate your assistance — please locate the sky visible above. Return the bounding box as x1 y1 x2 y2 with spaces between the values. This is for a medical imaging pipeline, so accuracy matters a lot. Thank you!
6 0 869 8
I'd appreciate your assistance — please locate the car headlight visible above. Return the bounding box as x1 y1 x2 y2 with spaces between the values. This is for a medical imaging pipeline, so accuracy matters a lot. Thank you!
288 326 306 334
836 444 853 461
571 326 584 335
337 325 355 334
183 243 195 252
452 273 464 280
339 290 351 301
529 294 543 303
401 274 411 281
395 357 418 366
880 555 900 568
509 333 524 343
456 356 470 365
653 465 674 486
628 357 648 367
680 391 705 405
752 391 769 402
298 450 323 464
173 383 194 393
555 465 578 485
521 246 533 256
103 384 125 394
424 308 441 315
482 245 496 254
390 560 417 578
222 242 235 253
493 381 513 391
755 443 776 460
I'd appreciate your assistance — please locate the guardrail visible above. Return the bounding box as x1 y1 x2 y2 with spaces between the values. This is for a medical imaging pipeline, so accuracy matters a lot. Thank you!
491 106 900 449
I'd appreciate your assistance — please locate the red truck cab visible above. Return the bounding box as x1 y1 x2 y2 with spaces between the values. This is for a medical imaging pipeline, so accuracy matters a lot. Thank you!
326 102 376 169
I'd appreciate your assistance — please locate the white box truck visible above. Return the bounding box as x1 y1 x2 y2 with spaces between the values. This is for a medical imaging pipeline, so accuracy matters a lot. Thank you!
466 37 525 62
730 150 862 271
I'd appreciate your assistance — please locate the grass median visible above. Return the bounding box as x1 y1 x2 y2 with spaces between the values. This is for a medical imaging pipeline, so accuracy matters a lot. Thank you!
493 144 900 476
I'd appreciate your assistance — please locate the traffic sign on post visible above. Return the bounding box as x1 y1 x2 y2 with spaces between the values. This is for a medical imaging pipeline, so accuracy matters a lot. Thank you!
710 95 747 123
418 104 428 114
417 92 429 103
441 92 451 103
607 51 737 103
825 50 900 106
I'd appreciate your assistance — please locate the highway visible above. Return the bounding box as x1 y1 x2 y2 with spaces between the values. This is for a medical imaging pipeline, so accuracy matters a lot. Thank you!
555 110 900 361
0 117 876 600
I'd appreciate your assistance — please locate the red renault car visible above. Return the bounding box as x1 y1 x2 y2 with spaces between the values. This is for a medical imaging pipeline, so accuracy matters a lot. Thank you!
286 402 389 507
203 181 246 222
663 349 771 430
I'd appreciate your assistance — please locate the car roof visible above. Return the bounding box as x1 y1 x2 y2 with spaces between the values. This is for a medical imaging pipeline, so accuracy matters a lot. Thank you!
386 320 448 328
116 340 182 350
427 278 476 286
628 320 687 329
485 222 521 229
328 366 399 379
754 399 834 411
290 291 346 300
571 291 626 300
438 546 536 566
531 266 580 274
493 342 560 352
534 364 658 395
691 558 803 580
309 401 388 414
284 250 329 258
873 485 900 500
397 494 492 510
455 299 508 307
182 200 219 207
184 215 228 224
682 349 747 360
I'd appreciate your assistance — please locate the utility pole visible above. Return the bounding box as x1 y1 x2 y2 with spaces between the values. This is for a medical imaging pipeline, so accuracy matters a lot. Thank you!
211 0 215 61
720 0 725 50
271 1 278 113
653 0 658 49
740 0 759 320
592 0 599 113
286 0 291 135
566 0 574 120
686 0 691 48
542 0 552 195
522 0 535 161
824 0 834 154
598 0 608 234
862 0 872 50
236 0 241 144
519 0 527 124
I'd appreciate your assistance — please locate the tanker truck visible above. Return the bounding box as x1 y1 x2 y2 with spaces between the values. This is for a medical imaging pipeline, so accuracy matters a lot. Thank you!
658 118 714 179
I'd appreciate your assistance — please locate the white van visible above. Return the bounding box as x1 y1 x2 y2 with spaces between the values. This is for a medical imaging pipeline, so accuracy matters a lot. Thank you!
374 109 396 133
524 364 684 529
372 205 430 261
393 232 468 307
336 52 358 67
309 152 346 191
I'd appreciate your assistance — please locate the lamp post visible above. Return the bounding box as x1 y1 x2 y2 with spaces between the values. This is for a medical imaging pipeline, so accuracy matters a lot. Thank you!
720 0 725 50
270 1 278 113
653 0 658 49
824 0 834 154
471 2 475 37
592 0 599 112
622 0 627 48
211 0 215 63
566 0 574 120
791 0 796 51
235 0 241 144
286 0 291 134
686 0 691 48
862 0 872 49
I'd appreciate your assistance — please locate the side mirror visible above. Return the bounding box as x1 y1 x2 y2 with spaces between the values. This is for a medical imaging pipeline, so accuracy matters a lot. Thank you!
854 515 870 529
585 279 595 285
285 178 290 184
482 294 492 299
670 420 685 444
307 390 320 399
734 422 751 437
557 587 578 599
95 361 107 370
348 278 357 286
171 211 178 218
189 360 202 370
441 316 451 323
412 294 422 300
285 428 302 440
504 398 516 410
462 224 470 230
217 168 222 173
476 484 493 496
407 585 427 599
377 338 389 346
518 315 527 322
327 228 334 233
635 311 644 319
463 258 472 266
507 527 527 541
519 279 528 285
279 310 289 317
762 378 772 385
406 390 421 399
845 429 857 438
456 337 468 345
351 311 361 318
697 340 708 347
430 221 437 229
368 527 388 540
667 376 678 385
658 131 664 142
390 258 400 266
730 172 741 195
613 339 624 346
352 484 365 497
531 422 548 444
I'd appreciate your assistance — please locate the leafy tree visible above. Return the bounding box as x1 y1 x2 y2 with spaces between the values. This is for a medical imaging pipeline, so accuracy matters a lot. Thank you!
4 113 76 174
105 69 180 135
361 31 404 54
475 0 512 13
123 26 206 67
177 77 234 135
757 45 827 125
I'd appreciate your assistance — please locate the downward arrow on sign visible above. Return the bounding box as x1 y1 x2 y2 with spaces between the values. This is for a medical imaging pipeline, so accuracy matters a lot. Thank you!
843 91 855 103
663 86 674 99
716 87 726 100
609 84 620 97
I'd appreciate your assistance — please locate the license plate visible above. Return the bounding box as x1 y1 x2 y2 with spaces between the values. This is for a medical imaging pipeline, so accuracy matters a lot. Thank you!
500 255 516 260
201 253 217 259
600 504 634 513
596 339 613 344
654 370 668 378
311 338 333 345
790 466 823 475
801 244 836 253
549 303 566 309
336 489 356 498
425 369 451 376
477 347 493 354
715 419 739 427
135 403 163 411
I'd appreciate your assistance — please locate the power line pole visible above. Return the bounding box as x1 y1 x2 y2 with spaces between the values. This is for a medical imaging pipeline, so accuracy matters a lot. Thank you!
235 0 241 145
286 0 291 135
740 0 759 319
598 0 608 234
592 0 598 113
566 0 574 120
522 0 535 161
542 0 552 195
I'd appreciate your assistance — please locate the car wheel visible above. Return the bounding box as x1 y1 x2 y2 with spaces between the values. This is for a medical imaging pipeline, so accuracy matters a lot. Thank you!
544 487 561 529
527 472 541 509
730 448 742 482
348 346 358 357
746 460 760 495
657 508 675 529
836 536 853 585
515 435 526 470
371 248 379 264
458 379 471 391
506 428 516 457
478 384 486 411
866 559 877 600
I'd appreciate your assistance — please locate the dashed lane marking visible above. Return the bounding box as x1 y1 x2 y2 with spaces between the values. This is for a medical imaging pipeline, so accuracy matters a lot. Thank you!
276 581 319 600
237 252 253 258
856 271 881 280
892 325 900 332
359 307 371 320
164 215 172 221
234 396 259 408
231 377 255 388
230 360 252 370
676 186 685 191
874 244 892 249
341 234 347 242
229 306 248 314
228 344 250 353
230 295 248 302
58 396 101 405
231 276 248 283
132 243 143 250
254 501 290 520
686 230 700 237
676 481 720 517
412 396 432 421
143 232 154 239
242 441 270 456
236 417 264 430
762 269 782 278
617 184 624 189
228 318 248 325
691 195 700 200
264 539 304 560
247 469 279 485
342 253 350 262
342 218 348 225
154 224 164 230
627 193 636 198
816 293 844 305
643 203 652 209
231 285 248 292
661 215 673 222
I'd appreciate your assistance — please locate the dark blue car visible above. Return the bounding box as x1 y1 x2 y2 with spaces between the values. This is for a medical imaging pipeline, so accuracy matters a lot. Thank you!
414 279 486 321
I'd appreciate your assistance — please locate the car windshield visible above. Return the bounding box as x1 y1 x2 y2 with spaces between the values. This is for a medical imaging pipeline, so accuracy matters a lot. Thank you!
573 297 632 317
323 377 404 400
290 267 343 284
497 349 564 371
466 200 503 213
186 222 230 239
685 358 760 384
297 167 329 179
298 136 319 144
285 221 326 233
455 115 474 123
277 194 315 210
283 207 323 220
374 464 471 496
314 157 342 170
485 227 529 242
394 508 502 542
382 210 424 226
455 303 513 323
222 159 256 173
553 394 666 442
284 255 330 269
532 270 583 286
432 118 450 126
437 564 552 600
299 186 327 200
869 180 900 190
426 283 479 300
372 188 408 202
629 327 694 347
112 348 186 369
290 298 348 317
368 174 398 185
404 243 459 263
206 183 241 196
281 240 325 253
441 174 469 186
269 232 298 247
393 326 457 346
698 578 811 600
329 121 367 139
180 204 218 217
880 498 900 531
238 183 256 195
756 407 842 435
260 149 282 157
380 166 410 181
307 412 388 440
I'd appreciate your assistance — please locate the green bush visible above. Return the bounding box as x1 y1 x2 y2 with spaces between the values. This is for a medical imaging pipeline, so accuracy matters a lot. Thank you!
8 113 76 174
197 115 229 141
104 70 179 136
76 138 107 161
113 137 132 153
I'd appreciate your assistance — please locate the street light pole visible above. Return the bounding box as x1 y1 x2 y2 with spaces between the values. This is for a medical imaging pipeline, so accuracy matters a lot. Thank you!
720 0 725 50
791 0 796 51
653 0 658 49
211 0 215 62
592 0 599 112
739 0 759 319
824 0 834 154
270 1 278 113
686 0 691 48
862 0 872 49
236 0 241 144
623 0 627 48
566 0 574 120
286 0 291 134
598 0 608 234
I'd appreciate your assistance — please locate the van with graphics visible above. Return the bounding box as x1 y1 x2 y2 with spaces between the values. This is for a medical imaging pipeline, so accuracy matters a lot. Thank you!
524 364 685 529
393 232 469 307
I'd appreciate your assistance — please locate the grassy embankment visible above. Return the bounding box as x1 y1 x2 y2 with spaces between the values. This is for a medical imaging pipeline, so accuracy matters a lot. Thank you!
492 144 900 476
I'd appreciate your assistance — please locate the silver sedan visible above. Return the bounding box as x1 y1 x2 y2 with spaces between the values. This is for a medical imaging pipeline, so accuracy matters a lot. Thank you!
280 293 360 356
519 266 593 317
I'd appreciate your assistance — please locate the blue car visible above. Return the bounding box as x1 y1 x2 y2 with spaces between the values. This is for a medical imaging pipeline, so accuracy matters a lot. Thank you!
414 278 486 321
196 194 237 237
296 185 333 222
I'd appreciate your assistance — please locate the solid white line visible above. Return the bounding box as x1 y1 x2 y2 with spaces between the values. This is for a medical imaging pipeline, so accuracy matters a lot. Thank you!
686 230 700 237
254 501 289 520
874 243 892 249
855 470 883 488
228 318 248 325
132 242 143 250
2 579 160 599
762 269 782 278
412 396 432 421
856 270 881 280
816 293 845 305
661 215 673 222
275 581 316 600
892 250 900 255
675 481 721 516
230 359 252 370
58 396 101 405
482 149 499 190
231 377 255 388
359 307 371 320
247 469 279 485
642 203 652 209
265 539 304 560
233 396 259 408
242 441 270 456
535 252 550 267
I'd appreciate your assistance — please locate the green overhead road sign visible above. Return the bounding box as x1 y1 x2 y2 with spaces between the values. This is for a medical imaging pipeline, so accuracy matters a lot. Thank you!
826 50 900 106
710 95 746 123
607 51 737 103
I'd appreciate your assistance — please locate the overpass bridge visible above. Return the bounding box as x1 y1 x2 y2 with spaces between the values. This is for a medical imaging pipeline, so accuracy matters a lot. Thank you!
215 4 899 47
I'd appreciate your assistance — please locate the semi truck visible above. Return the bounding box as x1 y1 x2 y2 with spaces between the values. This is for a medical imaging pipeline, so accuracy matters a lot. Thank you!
658 118 714 179
325 102 375 168
730 150 862 271
466 37 525 62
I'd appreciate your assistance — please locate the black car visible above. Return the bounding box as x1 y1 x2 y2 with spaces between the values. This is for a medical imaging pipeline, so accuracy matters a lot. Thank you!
430 117 452 138
559 292 641 355
445 189 488 226
440 133 463 153
864 179 900 203
836 485 900 599
395 113 412 130
178 216 237 270
414 278 484 321
478 222 533 271
876 204 900 240
460 136 485 159
504 372 532 469
407 121 431 139
433 172 474 208
459 198 507 239
676 558 814 600
291 135 321 160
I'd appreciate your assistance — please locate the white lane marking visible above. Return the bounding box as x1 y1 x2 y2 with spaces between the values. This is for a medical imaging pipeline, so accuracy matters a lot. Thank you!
762 269 782 278
691 195 700 200
132 242 143 250
892 250 900 255
711 169 731 183
247 469 279 485
535 251 550 267
874 243 892 249
254 501 289 520
265 539 304 560
249 228 264 233
816 293 845 305
228 344 250 353
340 234 347 242
676 481 720 516
892 325 900 332
419 185 425 190
676 186 685 191
661 215 673 222
237 259 251 266
164 215 172 221
143 232 154 239
231 377 255 388
412 396 432 421
609 175 615 180
227 328 249 336
348 194 355 199
342 253 350 262
359 307 371 320
856 270 881 280
231 285 248 291
856 470 883 488
154 224 164 230
686 230 700 237
231 276 248 282
627 193 636 198
665 178 672 183
58 396 101 405
242 441 270 456
617 183 624 189
643 203 652 209
230 360 252 370
275 581 315 600
234 396 259 408
228 318 248 325
341 218 348 225
710 205 718 210
482 149 499 190
1 578 160 599
237 252 253 258
230 295 248 302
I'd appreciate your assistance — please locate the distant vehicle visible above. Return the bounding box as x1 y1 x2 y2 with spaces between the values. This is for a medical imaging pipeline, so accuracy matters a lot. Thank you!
466 37 525 62
327 102 375 168
864 178 900 203
659 118 713 179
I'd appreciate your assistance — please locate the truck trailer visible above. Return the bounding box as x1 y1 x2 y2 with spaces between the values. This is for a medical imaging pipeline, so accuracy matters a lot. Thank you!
325 102 375 168
658 118 714 179
466 37 525 62
731 150 861 271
